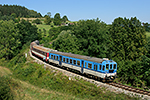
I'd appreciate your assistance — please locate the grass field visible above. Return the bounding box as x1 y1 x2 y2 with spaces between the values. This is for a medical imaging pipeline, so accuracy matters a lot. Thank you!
36 24 52 31
146 32 150 38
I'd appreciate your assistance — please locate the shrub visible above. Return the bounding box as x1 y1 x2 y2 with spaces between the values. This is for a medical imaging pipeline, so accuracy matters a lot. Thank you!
0 76 14 100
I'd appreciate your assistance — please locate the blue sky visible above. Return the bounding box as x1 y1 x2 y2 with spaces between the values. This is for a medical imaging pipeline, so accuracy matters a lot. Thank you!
1 0 150 24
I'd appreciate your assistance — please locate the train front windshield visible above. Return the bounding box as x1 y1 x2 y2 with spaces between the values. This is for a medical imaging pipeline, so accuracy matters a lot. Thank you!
105 63 117 73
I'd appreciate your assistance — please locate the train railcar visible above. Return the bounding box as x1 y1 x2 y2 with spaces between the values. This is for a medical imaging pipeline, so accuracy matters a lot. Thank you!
49 51 117 80
30 41 117 80
30 41 52 62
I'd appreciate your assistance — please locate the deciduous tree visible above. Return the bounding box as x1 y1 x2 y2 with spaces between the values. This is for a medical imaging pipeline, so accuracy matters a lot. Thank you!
109 17 147 61
53 13 61 25
16 19 39 45
44 12 52 25
62 15 69 22
0 20 21 60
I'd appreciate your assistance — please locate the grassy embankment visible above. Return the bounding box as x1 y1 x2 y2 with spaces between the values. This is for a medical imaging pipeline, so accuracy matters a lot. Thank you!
0 42 140 100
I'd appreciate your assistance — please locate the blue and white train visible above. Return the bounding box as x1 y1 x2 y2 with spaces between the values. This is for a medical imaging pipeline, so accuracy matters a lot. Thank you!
30 40 117 81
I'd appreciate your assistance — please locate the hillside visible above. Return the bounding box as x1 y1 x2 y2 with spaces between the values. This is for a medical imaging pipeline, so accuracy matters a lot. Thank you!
0 4 42 18
0 43 139 100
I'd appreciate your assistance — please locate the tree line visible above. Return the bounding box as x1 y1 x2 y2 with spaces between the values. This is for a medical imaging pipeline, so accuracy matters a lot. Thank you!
44 12 69 26
0 4 42 18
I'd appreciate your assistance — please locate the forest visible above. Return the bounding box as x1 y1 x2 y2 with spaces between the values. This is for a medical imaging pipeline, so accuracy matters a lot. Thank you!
0 4 150 99
0 4 42 18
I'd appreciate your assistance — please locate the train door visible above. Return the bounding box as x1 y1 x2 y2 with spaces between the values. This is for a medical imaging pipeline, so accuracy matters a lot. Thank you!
81 60 84 74
59 56 62 67
94 64 98 71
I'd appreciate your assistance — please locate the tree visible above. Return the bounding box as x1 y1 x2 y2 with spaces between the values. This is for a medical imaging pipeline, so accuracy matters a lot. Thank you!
44 12 52 25
72 19 110 57
0 20 21 60
32 18 42 24
53 30 81 54
62 15 69 22
47 12 51 18
11 13 16 18
146 37 150 58
53 13 61 25
53 18 110 58
16 19 39 45
142 22 150 32
109 17 147 61
109 17 148 87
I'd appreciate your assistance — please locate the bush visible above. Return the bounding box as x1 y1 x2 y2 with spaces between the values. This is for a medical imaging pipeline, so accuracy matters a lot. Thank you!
32 19 42 24
0 76 14 100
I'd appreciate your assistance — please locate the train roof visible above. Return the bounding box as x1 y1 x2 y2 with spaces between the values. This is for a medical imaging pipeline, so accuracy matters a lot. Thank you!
33 45 53 52
50 51 107 63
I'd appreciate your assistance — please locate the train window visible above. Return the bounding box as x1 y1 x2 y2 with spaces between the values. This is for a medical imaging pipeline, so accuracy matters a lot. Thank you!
56 56 58 60
54 55 56 59
94 65 97 70
110 64 112 69
103 65 105 70
106 64 109 70
70 59 72 64
85 62 87 68
114 64 117 69
77 61 80 66
51 55 53 59
73 60 76 65
99 65 102 70
63 58 65 62
88 63 92 69
66 58 69 63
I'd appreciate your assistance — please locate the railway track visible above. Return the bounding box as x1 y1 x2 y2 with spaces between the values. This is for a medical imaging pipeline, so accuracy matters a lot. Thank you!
108 82 150 96
29 50 150 99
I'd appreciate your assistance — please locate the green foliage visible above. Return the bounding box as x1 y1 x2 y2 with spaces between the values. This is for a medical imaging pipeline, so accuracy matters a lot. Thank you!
0 76 14 100
44 12 52 25
62 15 69 22
32 18 42 24
146 37 150 58
0 4 42 18
109 17 147 61
74 19 110 57
0 20 21 60
53 30 81 54
53 19 110 58
40 25 73 48
109 17 149 87
0 15 19 23
143 22 150 32
53 13 61 25
16 19 39 45
0 19 38 60
44 16 52 25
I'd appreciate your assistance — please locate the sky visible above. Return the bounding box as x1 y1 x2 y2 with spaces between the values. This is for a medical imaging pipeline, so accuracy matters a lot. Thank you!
1 0 150 24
